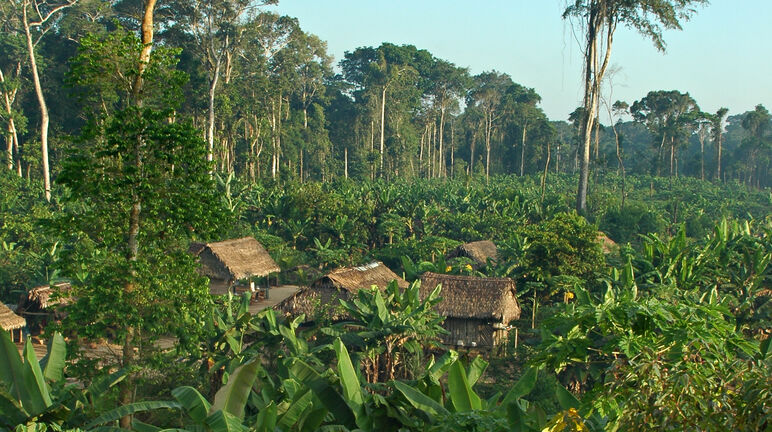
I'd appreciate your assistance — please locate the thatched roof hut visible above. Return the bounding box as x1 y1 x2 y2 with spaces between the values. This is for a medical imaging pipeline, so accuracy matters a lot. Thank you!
278 262 408 320
315 261 409 293
420 272 520 348
446 240 498 268
191 237 279 294
0 303 26 331
19 282 71 311
597 232 617 254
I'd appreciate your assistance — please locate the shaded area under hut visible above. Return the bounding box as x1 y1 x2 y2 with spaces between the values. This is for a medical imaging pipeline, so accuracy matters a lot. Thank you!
420 272 520 349
277 261 408 322
190 237 280 296
16 282 71 334
446 240 498 269
1 302 26 342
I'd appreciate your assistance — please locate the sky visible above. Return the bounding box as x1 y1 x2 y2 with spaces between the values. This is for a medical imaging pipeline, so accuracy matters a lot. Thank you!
266 0 772 123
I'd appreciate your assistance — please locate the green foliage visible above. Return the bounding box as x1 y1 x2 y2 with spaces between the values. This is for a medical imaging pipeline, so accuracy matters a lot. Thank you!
0 331 126 430
520 211 605 281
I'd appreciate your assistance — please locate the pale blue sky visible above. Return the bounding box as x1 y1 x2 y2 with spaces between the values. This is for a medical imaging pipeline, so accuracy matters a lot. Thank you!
267 1 771 122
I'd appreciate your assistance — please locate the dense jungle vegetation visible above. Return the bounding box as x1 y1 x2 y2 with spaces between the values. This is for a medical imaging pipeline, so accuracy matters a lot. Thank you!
1 0 771 431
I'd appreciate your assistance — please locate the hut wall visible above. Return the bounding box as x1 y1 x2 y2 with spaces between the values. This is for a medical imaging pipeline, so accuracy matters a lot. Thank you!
208 278 232 295
442 318 500 348
198 250 233 280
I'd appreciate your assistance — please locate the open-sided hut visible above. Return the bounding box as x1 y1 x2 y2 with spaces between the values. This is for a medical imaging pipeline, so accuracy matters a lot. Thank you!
16 282 71 334
191 237 280 295
446 240 498 269
278 261 408 321
420 272 520 349
19 282 71 310
1 303 26 342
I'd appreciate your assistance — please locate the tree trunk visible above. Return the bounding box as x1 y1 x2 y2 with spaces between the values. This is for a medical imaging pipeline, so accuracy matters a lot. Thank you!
120 1 157 427
438 106 445 177
520 122 527 176
1 66 20 173
207 57 222 167
612 123 626 206
541 140 551 203
379 86 386 176
716 134 722 182
576 6 613 213
469 131 476 176
22 4 51 201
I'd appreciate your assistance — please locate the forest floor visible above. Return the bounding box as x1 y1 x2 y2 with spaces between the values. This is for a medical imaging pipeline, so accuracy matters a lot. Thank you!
16 285 302 356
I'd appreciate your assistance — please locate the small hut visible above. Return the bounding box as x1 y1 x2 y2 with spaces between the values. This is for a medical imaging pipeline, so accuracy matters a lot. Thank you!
190 237 280 295
16 282 71 334
420 272 520 348
597 232 617 254
1 303 26 342
19 282 71 311
278 261 408 321
446 240 498 269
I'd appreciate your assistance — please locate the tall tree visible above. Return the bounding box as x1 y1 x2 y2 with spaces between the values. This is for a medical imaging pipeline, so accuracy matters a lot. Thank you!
710 107 728 182
506 84 543 176
0 4 26 175
740 104 771 187
425 58 469 177
60 2 225 429
12 0 78 200
467 71 512 182
631 90 699 179
169 0 277 167
563 0 708 212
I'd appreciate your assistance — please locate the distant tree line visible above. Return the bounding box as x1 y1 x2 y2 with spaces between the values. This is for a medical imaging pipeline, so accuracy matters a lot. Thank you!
1 0 770 195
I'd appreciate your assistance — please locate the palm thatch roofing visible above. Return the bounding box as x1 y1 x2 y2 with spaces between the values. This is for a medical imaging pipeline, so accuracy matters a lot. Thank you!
0 303 26 331
192 237 280 281
21 282 71 310
447 240 498 268
597 232 617 254
312 261 409 293
420 272 520 323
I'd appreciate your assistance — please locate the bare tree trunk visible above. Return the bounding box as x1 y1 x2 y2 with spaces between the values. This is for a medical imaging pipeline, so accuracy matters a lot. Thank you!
1 66 21 173
576 6 614 213
22 4 51 201
379 86 386 176
541 140 551 203
207 56 222 167
438 106 445 177
715 133 723 182
469 131 476 176
520 122 527 176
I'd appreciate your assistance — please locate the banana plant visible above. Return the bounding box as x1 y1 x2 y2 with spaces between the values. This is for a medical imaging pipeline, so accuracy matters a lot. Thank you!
0 330 126 430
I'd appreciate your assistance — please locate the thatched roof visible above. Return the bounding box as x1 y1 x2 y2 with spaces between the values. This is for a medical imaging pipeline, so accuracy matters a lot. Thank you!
276 262 408 320
312 261 409 293
420 272 520 323
597 232 617 254
0 303 26 331
21 282 71 310
194 237 280 281
447 240 498 268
